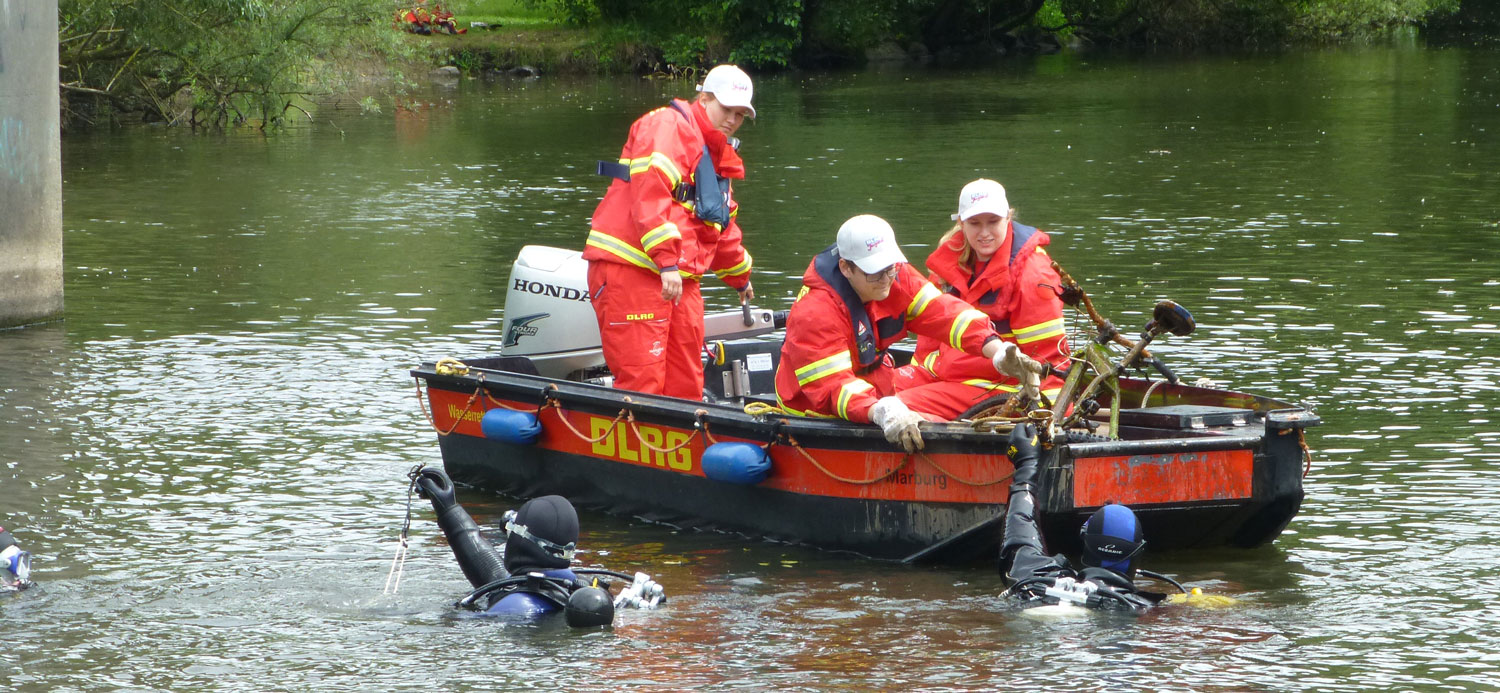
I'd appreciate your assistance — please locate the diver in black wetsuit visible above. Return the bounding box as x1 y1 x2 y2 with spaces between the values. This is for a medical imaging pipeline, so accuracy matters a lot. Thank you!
1 525 34 593
411 467 662 627
998 424 1182 612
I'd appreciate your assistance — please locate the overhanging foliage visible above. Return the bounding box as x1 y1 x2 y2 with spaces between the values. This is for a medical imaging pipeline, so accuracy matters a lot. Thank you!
59 0 415 129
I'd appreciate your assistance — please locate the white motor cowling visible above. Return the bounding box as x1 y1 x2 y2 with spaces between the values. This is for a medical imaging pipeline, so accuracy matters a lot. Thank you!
500 245 782 382
500 246 604 378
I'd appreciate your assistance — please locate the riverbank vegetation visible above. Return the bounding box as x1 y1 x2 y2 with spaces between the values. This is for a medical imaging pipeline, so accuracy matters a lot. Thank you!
483 0 1481 70
58 0 430 130
56 0 1495 130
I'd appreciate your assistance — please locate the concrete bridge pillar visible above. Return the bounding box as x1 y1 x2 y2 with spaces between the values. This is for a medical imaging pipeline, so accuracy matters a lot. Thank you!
0 0 63 328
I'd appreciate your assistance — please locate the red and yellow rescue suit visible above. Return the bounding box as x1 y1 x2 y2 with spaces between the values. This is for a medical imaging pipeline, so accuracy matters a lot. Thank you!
583 98 753 399
894 221 1070 419
775 247 1001 423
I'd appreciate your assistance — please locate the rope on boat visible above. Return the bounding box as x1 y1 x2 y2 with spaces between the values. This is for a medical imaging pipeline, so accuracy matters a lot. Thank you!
742 401 1019 486
544 399 627 445
743 401 786 417
694 409 721 447
413 376 481 437
1297 428 1312 478
916 452 1016 487
618 397 699 454
1274 428 1313 478
434 357 470 376
1141 379 1166 408
784 432 908 485
472 375 540 413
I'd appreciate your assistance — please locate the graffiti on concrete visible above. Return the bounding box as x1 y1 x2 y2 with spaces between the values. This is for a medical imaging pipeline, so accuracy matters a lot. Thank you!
1 0 31 72
1 117 37 185
0 0 31 31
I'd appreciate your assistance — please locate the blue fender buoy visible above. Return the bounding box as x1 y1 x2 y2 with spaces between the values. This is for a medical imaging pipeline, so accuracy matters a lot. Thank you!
480 409 541 444
701 442 771 484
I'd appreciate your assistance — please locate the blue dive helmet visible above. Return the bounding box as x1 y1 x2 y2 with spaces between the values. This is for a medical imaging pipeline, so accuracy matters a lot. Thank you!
1080 504 1146 579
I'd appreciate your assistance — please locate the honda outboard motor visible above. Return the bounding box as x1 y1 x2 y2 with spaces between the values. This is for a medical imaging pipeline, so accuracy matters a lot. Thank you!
501 246 606 379
500 245 781 380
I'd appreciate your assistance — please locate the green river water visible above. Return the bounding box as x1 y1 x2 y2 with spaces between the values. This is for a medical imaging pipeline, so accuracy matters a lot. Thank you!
3 45 1498 690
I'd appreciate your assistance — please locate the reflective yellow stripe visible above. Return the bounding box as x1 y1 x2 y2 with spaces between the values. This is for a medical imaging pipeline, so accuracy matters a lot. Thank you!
794 286 809 302
906 283 941 321
1013 317 1066 345
776 393 836 418
715 255 752 279
919 350 939 375
586 230 657 272
948 309 987 349
836 379 875 420
794 350 853 386
640 223 681 253
961 379 1019 391
625 152 683 189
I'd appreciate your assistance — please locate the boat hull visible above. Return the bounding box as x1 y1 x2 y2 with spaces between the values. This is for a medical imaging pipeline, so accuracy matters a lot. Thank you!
439 433 1005 559
413 360 1318 563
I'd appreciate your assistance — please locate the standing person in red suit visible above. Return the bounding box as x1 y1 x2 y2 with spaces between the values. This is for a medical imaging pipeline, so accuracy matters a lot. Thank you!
583 65 757 400
894 179 1069 419
774 214 1041 452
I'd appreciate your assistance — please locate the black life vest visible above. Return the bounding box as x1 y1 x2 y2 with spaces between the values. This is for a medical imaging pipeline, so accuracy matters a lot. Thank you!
595 102 733 227
812 246 906 374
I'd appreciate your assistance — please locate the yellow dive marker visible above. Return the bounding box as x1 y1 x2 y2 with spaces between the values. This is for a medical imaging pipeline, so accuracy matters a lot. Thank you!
1165 587 1239 608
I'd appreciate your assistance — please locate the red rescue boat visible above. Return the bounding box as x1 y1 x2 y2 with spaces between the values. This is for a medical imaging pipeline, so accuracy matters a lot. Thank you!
409 246 1320 563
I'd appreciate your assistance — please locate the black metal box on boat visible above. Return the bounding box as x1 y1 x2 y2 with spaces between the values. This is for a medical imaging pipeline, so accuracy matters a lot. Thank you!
703 338 781 400
1109 405 1254 430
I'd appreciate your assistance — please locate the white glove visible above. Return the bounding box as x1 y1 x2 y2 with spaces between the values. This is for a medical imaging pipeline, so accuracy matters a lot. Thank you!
992 343 1043 401
869 396 925 452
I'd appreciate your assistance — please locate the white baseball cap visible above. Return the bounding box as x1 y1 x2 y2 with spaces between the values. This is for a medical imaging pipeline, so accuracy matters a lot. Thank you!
697 64 756 119
836 215 908 274
952 178 1010 221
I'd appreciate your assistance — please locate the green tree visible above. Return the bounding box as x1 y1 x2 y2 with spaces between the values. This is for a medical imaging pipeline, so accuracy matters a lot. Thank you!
504 0 1476 71
59 0 416 129
1046 0 1461 46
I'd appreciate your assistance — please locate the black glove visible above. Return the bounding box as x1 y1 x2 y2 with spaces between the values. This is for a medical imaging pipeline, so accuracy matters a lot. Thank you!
1006 423 1041 488
414 467 458 511
1006 423 1040 464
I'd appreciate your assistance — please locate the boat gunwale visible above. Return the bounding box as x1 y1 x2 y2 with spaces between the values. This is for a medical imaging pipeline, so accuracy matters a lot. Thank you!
412 360 1316 456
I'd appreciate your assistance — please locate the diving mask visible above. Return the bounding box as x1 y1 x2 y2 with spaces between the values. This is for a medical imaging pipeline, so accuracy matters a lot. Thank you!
503 509 576 562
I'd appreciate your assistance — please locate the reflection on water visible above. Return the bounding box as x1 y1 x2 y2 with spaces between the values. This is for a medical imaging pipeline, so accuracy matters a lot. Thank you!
2 45 1499 689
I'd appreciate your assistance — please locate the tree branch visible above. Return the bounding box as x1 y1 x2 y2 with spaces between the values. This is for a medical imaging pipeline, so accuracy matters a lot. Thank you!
993 0 1049 34
1040 0 1145 32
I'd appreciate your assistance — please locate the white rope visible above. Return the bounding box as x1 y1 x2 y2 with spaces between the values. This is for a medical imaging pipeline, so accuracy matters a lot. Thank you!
383 537 409 595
